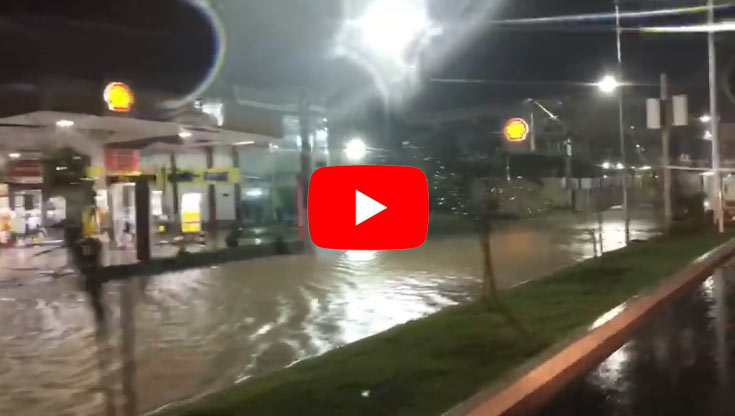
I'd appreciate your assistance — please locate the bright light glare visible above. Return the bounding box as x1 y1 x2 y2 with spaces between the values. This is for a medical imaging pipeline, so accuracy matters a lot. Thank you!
344 138 368 162
8 152 20 159
355 0 430 64
699 114 711 123
704 130 713 140
639 165 652 171
245 188 264 198
179 129 192 139
601 161 611 170
597 75 620 94
615 162 624 170
234 141 255 146
642 21 735 34
56 119 74 128
344 250 377 262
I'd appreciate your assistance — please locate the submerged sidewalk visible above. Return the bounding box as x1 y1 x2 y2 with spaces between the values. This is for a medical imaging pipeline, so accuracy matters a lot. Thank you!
0 225 300 284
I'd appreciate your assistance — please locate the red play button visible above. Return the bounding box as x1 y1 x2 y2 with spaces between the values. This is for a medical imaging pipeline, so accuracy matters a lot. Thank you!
308 165 428 250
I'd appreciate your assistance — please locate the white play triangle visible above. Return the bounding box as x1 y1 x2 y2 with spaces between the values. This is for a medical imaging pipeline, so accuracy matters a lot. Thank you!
355 190 387 226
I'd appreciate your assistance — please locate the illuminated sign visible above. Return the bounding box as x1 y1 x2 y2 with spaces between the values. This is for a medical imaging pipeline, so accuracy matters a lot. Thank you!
503 118 529 142
8 160 42 184
167 168 241 184
103 82 134 112
181 193 202 233
104 149 140 175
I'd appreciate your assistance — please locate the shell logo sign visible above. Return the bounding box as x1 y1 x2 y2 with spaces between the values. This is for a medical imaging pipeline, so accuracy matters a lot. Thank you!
103 82 134 112
503 118 529 142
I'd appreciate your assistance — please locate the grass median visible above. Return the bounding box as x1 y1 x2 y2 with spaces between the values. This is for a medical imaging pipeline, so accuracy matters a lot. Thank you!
159 231 732 416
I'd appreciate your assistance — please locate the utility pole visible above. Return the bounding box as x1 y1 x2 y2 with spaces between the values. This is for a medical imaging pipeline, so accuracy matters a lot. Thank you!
615 0 630 243
661 74 672 228
709 0 724 233
299 92 314 251
564 138 573 183
528 102 537 152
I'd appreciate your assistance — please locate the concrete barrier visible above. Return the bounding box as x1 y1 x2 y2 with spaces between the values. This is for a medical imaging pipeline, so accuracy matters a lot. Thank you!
445 238 735 416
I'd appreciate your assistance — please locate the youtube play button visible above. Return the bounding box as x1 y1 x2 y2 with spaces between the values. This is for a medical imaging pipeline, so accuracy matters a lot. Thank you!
355 190 386 226
309 166 428 250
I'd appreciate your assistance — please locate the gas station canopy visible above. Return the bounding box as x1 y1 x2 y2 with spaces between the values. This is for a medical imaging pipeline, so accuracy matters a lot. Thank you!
0 111 279 154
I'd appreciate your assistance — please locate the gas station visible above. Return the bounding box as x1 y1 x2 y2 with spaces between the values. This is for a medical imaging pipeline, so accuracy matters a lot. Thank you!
0 78 329 261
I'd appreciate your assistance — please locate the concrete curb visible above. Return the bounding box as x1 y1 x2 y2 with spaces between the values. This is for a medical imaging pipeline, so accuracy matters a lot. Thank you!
444 238 735 416
102 240 304 281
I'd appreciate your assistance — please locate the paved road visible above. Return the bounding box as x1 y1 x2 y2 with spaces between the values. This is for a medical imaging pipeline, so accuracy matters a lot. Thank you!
0 207 660 416
536 263 735 416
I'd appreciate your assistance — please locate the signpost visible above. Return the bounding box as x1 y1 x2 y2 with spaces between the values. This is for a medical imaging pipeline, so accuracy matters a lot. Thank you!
503 118 530 142
103 82 134 113
646 75 690 230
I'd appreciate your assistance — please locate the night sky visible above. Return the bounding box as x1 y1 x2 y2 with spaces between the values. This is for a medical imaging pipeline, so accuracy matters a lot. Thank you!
0 0 731 110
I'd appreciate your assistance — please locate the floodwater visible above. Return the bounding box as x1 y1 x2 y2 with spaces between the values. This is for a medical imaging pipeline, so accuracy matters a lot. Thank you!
536 264 735 416
0 207 659 416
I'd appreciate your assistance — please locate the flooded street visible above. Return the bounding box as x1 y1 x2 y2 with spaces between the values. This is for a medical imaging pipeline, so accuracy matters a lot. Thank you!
536 263 735 416
0 207 659 415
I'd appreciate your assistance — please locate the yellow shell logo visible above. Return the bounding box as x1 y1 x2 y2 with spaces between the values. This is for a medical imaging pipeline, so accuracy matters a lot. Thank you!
503 118 529 142
104 82 134 112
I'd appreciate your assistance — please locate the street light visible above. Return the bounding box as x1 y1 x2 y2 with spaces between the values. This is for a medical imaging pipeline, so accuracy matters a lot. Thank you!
699 114 712 123
344 138 367 162
597 75 620 94
353 0 432 67
56 119 74 128
178 129 192 139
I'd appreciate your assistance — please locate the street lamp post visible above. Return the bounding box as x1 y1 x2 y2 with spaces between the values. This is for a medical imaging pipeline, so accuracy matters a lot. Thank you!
708 0 724 233
597 2 630 243
615 0 630 244
299 93 314 251
336 0 438 157
596 72 628 241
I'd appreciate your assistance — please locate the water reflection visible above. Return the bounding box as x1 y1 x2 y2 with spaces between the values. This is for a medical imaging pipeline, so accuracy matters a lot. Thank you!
592 342 631 391
0 208 659 416
343 250 379 262
537 264 735 416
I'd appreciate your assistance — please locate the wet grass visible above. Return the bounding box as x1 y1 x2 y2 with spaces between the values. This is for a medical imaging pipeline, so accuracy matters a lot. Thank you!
159 232 732 416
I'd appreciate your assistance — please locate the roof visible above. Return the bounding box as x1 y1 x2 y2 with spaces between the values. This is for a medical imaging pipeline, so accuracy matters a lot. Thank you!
0 111 279 154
